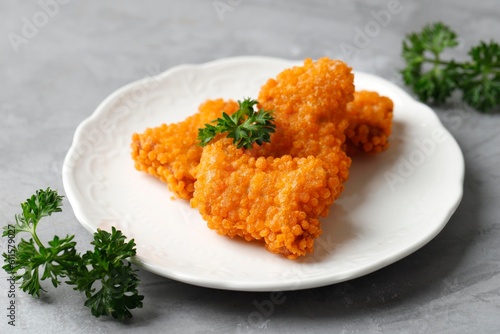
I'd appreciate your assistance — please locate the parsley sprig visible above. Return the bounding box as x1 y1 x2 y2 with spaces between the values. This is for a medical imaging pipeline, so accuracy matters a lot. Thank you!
198 98 276 149
401 22 500 112
2 188 143 321
68 227 142 321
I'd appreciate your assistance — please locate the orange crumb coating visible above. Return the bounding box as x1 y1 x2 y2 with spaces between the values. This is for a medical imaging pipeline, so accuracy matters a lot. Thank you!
256 57 355 162
131 99 239 199
192 138 331 259
254 57 353 206
345 91 394 155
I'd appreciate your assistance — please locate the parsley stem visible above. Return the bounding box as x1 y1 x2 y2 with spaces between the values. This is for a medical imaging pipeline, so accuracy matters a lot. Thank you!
31 227 45 249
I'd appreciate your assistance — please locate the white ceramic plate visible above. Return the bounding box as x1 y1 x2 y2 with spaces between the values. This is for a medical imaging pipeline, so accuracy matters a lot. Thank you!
63 57 464 291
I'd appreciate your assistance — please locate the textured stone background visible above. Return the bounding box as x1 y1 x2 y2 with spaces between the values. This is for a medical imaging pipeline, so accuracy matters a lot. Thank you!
1 0 499 333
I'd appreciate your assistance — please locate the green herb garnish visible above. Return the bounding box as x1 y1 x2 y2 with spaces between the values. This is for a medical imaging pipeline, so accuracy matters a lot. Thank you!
68 227 142 321
401 22 500 112
198 98 276 149
2 188 143 321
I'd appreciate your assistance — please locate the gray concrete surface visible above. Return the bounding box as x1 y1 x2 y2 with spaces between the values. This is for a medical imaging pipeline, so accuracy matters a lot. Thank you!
1 0 499 333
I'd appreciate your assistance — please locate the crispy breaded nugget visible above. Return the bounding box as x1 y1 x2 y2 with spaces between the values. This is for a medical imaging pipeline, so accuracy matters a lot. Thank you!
192 58 356 259
255 57 354 211
192 138 327 259
345 90 394 155
131 99 239 199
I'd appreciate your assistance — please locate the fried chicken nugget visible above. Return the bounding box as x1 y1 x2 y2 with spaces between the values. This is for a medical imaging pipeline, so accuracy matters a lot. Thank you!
131 99 239 199
255 57 354 211
256 57 355 162
192 138 327 259
192 58 356 259
345 90 394 155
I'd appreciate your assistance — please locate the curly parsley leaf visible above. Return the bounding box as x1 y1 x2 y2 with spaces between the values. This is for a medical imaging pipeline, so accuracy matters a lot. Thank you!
401 22 460 104
68 227 143 321
198 98 276 149
2 188 76 297
2 188 63 238
461 41 500 111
